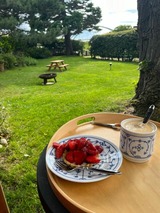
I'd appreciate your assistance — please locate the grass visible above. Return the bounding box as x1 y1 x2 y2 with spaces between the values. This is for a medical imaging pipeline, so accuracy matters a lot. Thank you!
0 56 139 212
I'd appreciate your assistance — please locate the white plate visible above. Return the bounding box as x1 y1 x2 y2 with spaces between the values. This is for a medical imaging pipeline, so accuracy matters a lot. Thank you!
46 135 123 183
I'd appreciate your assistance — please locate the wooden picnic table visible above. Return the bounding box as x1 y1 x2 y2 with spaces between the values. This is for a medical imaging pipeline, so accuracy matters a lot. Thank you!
46 60 69 71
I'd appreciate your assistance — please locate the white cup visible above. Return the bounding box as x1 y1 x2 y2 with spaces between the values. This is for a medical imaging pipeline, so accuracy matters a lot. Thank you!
120 118 157 163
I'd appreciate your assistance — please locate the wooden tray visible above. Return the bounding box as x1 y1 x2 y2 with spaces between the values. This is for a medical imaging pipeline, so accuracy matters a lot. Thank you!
46 112 160 213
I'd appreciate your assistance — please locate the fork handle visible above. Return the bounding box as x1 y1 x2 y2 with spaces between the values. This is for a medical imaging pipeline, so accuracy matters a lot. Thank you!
89 168 122 175
90 121 113 128
90 121 120 130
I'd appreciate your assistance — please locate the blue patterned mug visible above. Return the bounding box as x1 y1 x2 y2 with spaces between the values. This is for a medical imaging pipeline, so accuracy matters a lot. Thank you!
120 118 157 163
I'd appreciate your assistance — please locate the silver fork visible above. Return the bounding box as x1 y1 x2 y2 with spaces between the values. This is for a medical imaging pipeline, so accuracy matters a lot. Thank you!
90 121 121 130
55 160 122 175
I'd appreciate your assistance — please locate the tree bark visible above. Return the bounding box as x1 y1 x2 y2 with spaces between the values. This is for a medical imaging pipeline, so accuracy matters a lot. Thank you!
0 63 4 71
65 31 73 55
133 0 160 121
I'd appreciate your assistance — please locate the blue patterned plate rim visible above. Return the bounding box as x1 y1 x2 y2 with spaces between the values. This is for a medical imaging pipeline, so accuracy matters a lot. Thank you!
46 135 123 183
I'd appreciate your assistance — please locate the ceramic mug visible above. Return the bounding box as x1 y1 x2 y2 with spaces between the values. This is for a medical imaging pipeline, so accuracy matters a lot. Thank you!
119 118 157 163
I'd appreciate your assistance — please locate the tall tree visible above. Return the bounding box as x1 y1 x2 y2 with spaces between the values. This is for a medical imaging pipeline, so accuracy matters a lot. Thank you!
0 0 64 50
24 0 62 45
25 0 101 54
133 0 160 121
58 0 101 55
0 0 101 55
0 0 25 33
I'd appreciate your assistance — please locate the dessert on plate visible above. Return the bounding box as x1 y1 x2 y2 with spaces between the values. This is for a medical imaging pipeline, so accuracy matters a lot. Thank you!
53 137 103 168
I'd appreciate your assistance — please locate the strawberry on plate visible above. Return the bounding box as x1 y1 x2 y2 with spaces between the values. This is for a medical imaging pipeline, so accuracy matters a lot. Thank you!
52 142 60 149
86 155 100 164
73 150 86 165
55 144 65 158
95 145 104 154
77 138 87 150
65 151 74 163
53 137 103 166
68 139 78 150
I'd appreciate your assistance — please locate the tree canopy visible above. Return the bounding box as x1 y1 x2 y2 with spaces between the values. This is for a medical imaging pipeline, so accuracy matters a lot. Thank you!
57 0 102 55
0 0 102 55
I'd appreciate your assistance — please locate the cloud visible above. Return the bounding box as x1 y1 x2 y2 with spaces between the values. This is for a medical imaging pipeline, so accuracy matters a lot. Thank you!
92 0 138 33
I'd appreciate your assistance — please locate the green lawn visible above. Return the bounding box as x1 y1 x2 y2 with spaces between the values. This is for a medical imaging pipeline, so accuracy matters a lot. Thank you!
0 56 139 212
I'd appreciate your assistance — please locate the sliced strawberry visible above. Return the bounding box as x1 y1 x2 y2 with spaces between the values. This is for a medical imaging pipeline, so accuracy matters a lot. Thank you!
95 145 104 154
85 155 100 164
64 141 69 150
86 141 98 155
65 151 74 163
68 139 77 150
73 150 86 165
87 149 98 155
55 144 65 158
77 138 87 150
52 142 60 149
86 141 96 150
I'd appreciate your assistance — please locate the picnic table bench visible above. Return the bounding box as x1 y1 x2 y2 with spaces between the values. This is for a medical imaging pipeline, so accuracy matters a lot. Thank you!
46 64 56 69
58 64 69 71
46 60 69 71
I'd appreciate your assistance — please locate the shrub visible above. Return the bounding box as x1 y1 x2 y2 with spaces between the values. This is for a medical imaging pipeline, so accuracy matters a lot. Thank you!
16 55 37 66
45 39 65 56
2 53 17 69
0 35 13 53
90 29 138 61
72 40 84 55
0 54 4 63
27 47 52 59
24 56 37 66
0 53 37 69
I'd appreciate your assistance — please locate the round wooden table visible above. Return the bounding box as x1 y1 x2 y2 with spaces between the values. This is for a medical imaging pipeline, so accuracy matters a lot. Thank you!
38 112 160 213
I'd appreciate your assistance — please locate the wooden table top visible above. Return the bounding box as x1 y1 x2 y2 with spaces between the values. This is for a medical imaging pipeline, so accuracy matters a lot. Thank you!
46 112 160 213
50 60 64 63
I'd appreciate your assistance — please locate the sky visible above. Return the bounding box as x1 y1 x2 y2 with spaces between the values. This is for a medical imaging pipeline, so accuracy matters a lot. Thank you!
75 0 138 39
20 0 138 40
92 0 138 33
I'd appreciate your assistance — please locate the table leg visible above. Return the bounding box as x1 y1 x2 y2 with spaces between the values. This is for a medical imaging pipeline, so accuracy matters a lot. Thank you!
54 63 58 70
43 79 47 85
37 147 69 213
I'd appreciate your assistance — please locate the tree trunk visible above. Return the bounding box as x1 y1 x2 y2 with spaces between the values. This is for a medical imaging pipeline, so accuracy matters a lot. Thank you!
132 0 160 121
0 63 4 71
65 31 73 56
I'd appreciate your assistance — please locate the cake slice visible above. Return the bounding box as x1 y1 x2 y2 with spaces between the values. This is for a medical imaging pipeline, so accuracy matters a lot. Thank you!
53 137 103 168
